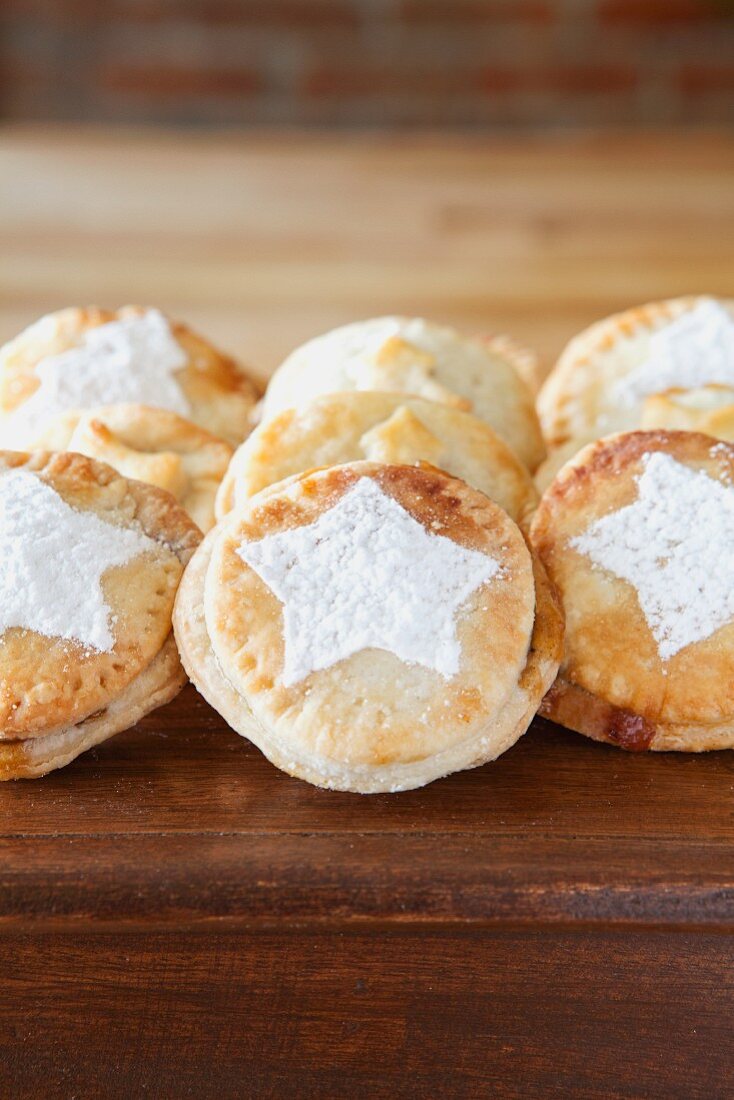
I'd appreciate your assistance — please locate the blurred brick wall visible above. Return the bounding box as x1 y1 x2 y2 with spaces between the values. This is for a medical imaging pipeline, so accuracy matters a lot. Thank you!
2 0 733 127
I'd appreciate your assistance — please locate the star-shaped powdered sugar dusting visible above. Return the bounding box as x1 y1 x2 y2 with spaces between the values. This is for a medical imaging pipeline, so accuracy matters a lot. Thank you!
570 451 734 660
0 470 158 651
237 477 500 686
614 298 734 406
4 309 189 446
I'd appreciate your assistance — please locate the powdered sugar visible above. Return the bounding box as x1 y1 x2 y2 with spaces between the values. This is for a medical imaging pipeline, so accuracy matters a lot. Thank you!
238 477 499 685
4 309 189 445
614 299 734 406
571 451 734 659
0 469 158 651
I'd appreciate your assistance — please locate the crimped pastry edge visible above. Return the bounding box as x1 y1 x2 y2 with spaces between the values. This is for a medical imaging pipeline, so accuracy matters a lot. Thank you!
537 296 710 448
530 429 734 728
0 633 185 779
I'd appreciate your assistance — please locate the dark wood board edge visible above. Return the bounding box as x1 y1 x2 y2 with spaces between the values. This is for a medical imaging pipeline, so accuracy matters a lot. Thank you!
1 833 732 929
3 693 734 842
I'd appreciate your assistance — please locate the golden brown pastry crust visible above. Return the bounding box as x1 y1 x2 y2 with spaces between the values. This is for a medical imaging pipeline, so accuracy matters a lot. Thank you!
0 450 200 739
534 434 597 494
0 633 185 780
640 385 734 441
175 462 563 792
531 430 734 749
215 392 538 532
208 464 535 764
0 306 261 446
175 513 563 792
260 317 545 471
537 381 734 496
538 298 703 447
35 404 233 532
474 332 541 394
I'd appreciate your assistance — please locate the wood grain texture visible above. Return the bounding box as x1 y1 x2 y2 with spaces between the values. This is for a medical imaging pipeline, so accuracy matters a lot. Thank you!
1 930 732 1100
4 690 734 841
1 129 733 1096
2 687 733 931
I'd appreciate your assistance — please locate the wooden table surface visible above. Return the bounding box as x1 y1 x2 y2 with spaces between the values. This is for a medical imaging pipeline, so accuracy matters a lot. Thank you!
1 129 733 1099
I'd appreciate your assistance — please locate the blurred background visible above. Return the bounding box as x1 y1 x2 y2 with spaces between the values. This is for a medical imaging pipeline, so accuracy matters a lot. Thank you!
2 0 734 130
1 2 733 382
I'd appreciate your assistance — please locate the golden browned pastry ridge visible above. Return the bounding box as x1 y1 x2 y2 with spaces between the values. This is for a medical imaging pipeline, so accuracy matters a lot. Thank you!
35 403 233 532
537 296 734 449
640 384 734 441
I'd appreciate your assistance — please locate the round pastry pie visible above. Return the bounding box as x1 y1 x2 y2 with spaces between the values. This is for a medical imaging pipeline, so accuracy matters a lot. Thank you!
0 305 261 448
538 296 734 448
260 317 545 471
174 462 563 793
531 431 734 751
35 404 233 532
215 392 538 532
0 450 201 778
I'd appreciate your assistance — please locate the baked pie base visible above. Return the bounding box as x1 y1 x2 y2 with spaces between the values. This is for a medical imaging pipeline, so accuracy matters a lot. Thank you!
537 296 734 448
35 403 233 532
0 450 201 776
542 675 734 753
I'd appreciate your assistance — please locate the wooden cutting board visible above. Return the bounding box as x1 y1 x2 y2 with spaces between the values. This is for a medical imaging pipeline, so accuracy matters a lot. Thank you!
1 130 733 1099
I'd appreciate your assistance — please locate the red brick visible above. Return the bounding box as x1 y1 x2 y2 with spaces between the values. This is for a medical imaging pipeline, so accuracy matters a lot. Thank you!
478 70 524 94
0 59 53 94
98 64 261 99
3 0 359 27
2 0 77 15
304 66 473 99
539 64 639 94
122 0 359 28
598 0 725 26
678 65 734 94
480 65 639 96
399 0 553 25
305 62 640 101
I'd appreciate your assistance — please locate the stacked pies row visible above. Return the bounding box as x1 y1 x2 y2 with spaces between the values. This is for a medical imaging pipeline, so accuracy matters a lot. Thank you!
0 308 559 788
0 306 258 779
534 295 734 752
0 299 733 789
